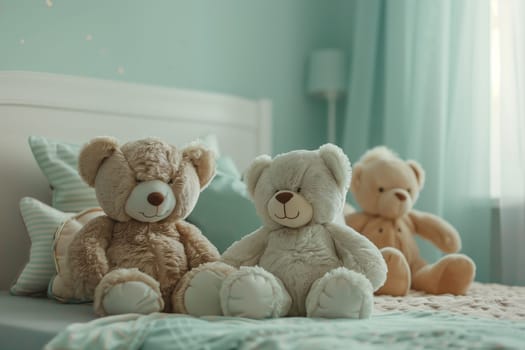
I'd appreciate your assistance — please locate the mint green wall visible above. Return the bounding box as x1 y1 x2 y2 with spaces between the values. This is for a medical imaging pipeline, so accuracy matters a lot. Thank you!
0 0 350 154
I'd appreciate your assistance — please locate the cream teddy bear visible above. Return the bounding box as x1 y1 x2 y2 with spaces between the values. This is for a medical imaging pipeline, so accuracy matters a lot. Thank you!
65 137 220 316
346 146 475 296
173 144 387 319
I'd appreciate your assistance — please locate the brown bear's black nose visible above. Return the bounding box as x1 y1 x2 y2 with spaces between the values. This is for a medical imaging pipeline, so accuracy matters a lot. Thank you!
147 192 165 206
395 192 407 201
276 191 294 204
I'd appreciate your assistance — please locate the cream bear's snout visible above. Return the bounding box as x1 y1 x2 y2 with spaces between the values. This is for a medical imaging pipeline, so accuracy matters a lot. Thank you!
267 190 313 228
125 180 176 222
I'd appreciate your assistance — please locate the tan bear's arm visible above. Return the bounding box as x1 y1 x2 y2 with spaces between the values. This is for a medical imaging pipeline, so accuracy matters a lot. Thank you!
326 223 387 291
67 215 114 298
345 212 370 232
220 227 269 268
176 221 220 268
408 210 461 253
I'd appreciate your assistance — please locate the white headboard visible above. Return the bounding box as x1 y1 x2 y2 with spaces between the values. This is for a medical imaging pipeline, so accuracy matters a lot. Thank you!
0 71 272 290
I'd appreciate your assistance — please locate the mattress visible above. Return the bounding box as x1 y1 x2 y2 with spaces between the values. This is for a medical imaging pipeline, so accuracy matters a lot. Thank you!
2 283 525 350
0 291 95 350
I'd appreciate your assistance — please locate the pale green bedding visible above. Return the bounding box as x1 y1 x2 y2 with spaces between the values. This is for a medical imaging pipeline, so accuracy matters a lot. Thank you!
46 311 525 350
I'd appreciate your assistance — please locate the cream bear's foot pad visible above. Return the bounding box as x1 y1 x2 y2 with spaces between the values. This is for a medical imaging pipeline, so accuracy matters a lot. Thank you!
102 281 163 315
220 266 289 319
184 270 225 316
306 268 373 319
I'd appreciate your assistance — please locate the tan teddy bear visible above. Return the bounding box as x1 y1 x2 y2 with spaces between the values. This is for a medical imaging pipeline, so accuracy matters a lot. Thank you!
173 144 387 319
345 146 475 296
65 137 220 316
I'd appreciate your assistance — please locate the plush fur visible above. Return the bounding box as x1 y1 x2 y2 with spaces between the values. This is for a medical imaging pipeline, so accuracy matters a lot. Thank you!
346 146 475 296
65 137 219 316
173 144 387 319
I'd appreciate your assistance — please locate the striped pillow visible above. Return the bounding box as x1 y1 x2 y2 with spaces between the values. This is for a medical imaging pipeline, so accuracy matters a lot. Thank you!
11 197 73 295
28 136 98 212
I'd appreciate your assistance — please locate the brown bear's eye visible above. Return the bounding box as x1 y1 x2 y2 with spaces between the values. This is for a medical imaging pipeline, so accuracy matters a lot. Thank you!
136 178 143 183
378 187 384 192
297 187 302 193
168 179 174 185
407 188 411 193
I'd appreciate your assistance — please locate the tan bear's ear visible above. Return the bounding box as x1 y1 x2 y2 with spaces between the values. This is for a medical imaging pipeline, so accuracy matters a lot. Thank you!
407 160 425 189
78 137 119 187
350 164 363 193
183 144 216 190
244 154 272 197
319 143 352 190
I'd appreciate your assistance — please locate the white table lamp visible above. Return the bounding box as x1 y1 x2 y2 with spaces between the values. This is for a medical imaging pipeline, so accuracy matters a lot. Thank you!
307 49 347 144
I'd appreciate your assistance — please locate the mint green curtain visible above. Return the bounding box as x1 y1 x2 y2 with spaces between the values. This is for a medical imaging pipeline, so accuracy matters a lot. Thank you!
342 0 492 282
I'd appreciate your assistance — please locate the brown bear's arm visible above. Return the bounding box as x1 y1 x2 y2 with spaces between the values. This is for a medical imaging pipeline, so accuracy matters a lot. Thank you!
326 223 387 291
345 212 371 233
221 227 269 268
176 221 220 269
66 215 114 298
408 210 461 253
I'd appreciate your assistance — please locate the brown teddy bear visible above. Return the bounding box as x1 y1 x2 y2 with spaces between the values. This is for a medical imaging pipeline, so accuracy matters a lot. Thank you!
345 146 475 296
65 137 220 316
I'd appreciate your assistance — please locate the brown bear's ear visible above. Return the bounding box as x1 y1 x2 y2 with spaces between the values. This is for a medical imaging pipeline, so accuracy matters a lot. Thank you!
244 154 272 198
407 160 425 189
350 164 363 193
183 144 216 190
319 143 352 190
78 137 119 187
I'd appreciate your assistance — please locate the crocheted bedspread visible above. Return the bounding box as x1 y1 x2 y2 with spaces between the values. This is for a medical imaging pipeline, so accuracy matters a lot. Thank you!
45 283 525 350
375 282 525 320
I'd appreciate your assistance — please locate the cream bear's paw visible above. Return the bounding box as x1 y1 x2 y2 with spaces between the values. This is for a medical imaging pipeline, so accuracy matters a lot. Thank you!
184 269 225 316
306 268 373 319
101 281 163 315
220 266 291 319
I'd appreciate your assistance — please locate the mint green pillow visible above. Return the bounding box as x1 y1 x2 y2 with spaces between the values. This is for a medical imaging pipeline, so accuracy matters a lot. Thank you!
187 157 261 253
11 197 73 295
29 136 98 212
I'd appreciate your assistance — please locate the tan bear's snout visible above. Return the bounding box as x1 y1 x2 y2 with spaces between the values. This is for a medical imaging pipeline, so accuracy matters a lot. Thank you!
395 192 407 201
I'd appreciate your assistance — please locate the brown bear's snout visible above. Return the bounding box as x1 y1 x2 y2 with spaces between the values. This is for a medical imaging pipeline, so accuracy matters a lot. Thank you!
276 191 294 204
147 192 165 206
395 192 407 201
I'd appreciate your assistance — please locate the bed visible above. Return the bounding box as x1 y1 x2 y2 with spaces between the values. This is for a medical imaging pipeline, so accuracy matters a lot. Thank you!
1 71 524 350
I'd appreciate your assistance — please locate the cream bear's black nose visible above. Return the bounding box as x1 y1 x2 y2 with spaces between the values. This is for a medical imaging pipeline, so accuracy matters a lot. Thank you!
276 191 294 204
147 192 165 206
395 192 407 201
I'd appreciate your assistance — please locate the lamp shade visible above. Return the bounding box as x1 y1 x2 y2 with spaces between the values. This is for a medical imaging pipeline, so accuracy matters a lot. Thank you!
307 48 347 97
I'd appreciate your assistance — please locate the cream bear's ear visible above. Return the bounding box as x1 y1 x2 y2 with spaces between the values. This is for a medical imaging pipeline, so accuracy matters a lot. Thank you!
244 154 272 197
319 143 352 189
350 164 363 193
78 137 119 187
183 144 216 190
407 160 425 189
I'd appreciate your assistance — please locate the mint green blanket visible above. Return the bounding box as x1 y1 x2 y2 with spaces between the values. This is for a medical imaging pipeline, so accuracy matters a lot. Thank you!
45 311 525 350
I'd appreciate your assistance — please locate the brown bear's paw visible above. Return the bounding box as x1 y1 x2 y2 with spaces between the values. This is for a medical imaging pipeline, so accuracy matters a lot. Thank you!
375 247 411 296
220 266 291 319
94 268 164 316
180 263 231 316
306 268 374 319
